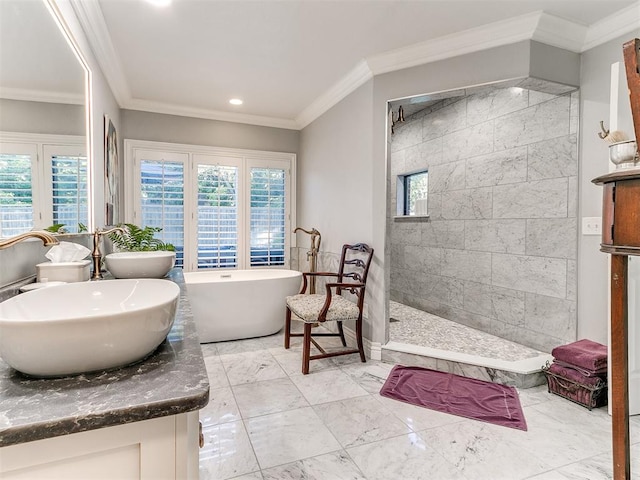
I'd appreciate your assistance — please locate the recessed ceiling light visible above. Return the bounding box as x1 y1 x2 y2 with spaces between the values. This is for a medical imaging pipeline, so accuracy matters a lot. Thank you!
229 98 243 106
145 0 172 7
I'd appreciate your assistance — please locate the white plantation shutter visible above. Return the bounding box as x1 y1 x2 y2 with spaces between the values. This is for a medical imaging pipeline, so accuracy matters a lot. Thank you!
140 159 185 267
249 166 286 267
197 164 239 269
0 152 34 237
51 154 88 232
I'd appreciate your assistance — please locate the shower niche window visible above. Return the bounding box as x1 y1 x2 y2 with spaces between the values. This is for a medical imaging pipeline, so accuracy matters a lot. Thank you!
397 170 428 216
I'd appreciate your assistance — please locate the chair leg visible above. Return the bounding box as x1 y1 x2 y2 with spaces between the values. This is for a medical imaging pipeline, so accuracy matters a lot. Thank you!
302 322 312 374
356 317 366 363
337 321 347 347
284 307 291 349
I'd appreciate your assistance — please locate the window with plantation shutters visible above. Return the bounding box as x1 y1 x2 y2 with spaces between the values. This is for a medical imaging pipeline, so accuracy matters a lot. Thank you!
0 151 35 237
139 157 185 267
127 141 294 272
249 166 286 267
50 153 88 233
197 163 239 269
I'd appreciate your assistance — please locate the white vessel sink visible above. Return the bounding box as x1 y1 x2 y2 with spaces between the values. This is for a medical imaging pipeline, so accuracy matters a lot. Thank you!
105 251 176 279
0 279 180 377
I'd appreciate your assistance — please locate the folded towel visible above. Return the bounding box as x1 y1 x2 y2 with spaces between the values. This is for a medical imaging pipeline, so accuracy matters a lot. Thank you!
551 339 607 373
553 360 607 377
548 362 606 388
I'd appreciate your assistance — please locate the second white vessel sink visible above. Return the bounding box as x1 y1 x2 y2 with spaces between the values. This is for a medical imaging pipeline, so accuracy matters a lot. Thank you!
105 251 176 279
0 279 180 377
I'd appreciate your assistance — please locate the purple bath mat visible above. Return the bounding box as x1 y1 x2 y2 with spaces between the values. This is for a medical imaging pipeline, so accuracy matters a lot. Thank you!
380 365 527 431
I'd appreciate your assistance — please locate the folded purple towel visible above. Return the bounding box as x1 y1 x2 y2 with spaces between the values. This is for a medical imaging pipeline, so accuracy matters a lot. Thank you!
553 360 607 377
548 362 606 388
551 339 607 372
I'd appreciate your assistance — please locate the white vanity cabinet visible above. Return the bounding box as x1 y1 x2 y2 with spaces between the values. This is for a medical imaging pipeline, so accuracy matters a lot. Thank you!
0 411 200 480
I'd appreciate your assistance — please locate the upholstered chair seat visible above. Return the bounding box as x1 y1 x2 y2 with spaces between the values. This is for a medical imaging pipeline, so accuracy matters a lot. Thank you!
286 294 360 323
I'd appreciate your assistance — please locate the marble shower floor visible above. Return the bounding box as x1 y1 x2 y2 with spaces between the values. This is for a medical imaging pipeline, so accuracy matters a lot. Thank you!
387 301 551 375
199 324 640 480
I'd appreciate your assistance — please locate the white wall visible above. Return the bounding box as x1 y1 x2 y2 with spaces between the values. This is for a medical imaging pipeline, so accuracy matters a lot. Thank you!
578 31 640 343
297 80 376 337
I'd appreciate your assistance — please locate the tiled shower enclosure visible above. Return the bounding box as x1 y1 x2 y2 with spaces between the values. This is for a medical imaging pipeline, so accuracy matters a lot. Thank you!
388 80 579 353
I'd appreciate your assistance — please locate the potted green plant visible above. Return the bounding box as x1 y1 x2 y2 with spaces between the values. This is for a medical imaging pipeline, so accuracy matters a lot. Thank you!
105 224 176 278
107 223 175 252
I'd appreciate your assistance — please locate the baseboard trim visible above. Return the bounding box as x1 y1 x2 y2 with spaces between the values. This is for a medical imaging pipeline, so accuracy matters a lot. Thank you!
342 326 382 361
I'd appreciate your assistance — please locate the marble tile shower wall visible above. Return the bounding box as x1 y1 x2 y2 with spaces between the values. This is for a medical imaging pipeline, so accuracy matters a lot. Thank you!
389 86 580 353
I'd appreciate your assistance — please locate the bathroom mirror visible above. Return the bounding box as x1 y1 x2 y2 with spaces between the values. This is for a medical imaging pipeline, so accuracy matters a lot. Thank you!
0 0 90 237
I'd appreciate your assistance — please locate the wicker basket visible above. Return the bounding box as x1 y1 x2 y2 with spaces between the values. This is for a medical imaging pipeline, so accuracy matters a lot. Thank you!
542 363 607 410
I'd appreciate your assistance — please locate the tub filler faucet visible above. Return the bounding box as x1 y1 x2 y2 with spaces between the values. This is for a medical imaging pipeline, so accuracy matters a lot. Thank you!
293 227 321 294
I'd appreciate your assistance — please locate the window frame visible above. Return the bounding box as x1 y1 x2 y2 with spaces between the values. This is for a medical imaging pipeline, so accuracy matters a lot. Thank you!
0 132 86 234
125 139 295 272
397 169 429 218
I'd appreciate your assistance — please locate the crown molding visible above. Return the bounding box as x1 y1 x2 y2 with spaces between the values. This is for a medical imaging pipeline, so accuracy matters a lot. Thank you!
69 0 130 105
582 1 640 52
71 1 640 131
295 59 373 129
532 12 587 52
125 98 299 130
0 87 84 105
367 11 542 76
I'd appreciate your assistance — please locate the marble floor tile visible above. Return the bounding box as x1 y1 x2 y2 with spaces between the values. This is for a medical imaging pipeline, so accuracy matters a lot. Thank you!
201 342 219 357
313 395 411 448
261 450 366 480
494 406 611 468
233 377 309 418
272 350 338 376
200 386 241 427
199 421 260 480
228 473 264 480
526 451 614 480
203 353 223 366
220 350 288 386
244 406 342 469
339 361 394 394
206 361 230 389
420 420 551 479
516 384 554 408
197 319 633 480
216 338 268 355
347 432 467 480
290 369 369 405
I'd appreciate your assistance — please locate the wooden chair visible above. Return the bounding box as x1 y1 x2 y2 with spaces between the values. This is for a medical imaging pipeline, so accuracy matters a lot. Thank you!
284 243 374 374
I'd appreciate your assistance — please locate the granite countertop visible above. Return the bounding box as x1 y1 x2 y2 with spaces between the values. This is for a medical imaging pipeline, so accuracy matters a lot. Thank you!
0 268 210 447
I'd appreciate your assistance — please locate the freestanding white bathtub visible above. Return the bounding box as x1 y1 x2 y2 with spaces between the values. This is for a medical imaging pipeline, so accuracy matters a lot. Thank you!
184 269 302 343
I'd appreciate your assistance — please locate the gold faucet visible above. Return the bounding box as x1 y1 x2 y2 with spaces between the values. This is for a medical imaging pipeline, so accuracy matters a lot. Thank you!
91 227 124 280
0 231 59 249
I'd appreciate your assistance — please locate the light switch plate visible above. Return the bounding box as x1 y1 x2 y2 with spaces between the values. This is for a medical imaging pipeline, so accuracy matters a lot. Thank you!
582 217 602 235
